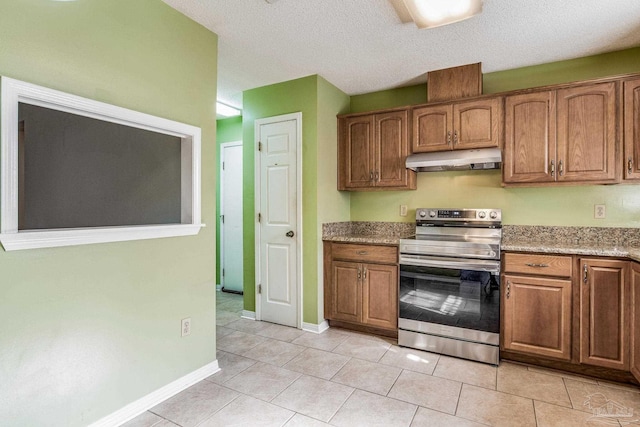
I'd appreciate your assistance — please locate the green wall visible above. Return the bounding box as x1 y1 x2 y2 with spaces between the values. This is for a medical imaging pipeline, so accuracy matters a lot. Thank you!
216 116 243 285
242 75 350 324
349 47 640 227
0 1 218 426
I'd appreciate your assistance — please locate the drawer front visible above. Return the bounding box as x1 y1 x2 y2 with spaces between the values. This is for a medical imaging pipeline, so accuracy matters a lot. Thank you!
503 253 572 278
331 243 398 264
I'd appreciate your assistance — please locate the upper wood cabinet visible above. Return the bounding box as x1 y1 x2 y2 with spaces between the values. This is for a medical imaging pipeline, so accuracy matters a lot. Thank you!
580 258 629 370
412 97 502 153
557 82 618 182
338 109 416 191
624 78 640 180
504 82 619 185
503 91 557 184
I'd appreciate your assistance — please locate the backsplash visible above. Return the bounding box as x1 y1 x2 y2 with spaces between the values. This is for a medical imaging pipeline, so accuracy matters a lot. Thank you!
503 225 640 247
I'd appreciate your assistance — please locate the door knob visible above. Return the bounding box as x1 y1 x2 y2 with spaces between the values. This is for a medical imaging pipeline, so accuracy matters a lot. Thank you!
286 230 295 238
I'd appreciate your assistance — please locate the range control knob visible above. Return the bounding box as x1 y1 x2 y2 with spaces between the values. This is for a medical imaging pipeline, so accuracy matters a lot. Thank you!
429 210 437 218
419 210 427 218
478 211 486 219
490 211 498 219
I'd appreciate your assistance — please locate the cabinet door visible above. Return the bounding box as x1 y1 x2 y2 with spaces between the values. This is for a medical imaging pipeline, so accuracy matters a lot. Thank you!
375 110 412 188
631 262 640 382
339 115 374 189
362 263 398 330
503 91 557 183
557 83 618 182
624 78 640 180
453 97 502 150
503 275 571 360
412 104 452 153
580 259 629 370
331 261 361 323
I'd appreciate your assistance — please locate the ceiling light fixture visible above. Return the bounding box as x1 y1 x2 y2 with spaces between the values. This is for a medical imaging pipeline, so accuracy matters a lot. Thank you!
390 0 483 29
216 102 241 117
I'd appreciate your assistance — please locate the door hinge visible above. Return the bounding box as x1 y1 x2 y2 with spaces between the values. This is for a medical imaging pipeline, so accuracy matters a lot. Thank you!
258 141 263 151
258 212 261 223
221 214 224 224
222 161 225 170
258 284 262 294
222 268 225 277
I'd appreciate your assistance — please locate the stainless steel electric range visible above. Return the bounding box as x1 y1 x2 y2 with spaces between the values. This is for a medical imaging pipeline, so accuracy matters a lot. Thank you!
398 208 502 365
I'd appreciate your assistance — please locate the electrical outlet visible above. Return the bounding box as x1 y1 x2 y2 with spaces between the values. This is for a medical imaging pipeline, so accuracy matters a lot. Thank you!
594 204 606 219
400 205 408 217
181 317 191 337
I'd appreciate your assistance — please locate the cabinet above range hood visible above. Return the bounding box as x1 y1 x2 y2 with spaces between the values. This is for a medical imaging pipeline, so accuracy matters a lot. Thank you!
405 147 502 172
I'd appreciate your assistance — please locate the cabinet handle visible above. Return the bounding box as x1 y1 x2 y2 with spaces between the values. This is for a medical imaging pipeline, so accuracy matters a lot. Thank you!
629 157 634 173
356 250 368 255
375 171 380 182
558 160 564 176
550 160 555 177
447 131 452 145
583 264 588 284
453 130 458 145
363 267 367 279
506 281 511 299
357 267 362 280
369 171 373 181
525 263 549 268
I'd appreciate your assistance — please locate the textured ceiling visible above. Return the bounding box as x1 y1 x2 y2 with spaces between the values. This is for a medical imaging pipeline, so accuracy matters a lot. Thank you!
162 0 640 110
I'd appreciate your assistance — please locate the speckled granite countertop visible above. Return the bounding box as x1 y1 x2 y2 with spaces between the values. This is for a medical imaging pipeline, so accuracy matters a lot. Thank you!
323 223 640 262
502 225 640 262
322 222 414 245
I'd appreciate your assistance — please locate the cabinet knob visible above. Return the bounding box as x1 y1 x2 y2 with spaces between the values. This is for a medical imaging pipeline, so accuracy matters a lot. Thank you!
550 160 555 177
506 281 511 299
583 264 588 284
453 130 458 145
447 131 452 145
558 160 564 176
629 157 634 173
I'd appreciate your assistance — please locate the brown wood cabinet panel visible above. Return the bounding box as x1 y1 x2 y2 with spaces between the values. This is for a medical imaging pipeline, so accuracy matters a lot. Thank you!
375 110 411 188
453 97 502 150
331 243 398 264
503 274 572 360
412 104 452 153
580 258 629 370
427 63 482 102
338 110 415 191
362 263 398 330
331 261 361 323
631 262 640 382
557 82 618 182
624 78 640 180
503 91 557 183
339 116 374 189
503 252 572 278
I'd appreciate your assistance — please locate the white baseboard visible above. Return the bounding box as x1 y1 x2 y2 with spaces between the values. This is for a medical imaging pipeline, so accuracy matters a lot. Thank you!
241 310 256 320
88 359 220 427
302 320 329 334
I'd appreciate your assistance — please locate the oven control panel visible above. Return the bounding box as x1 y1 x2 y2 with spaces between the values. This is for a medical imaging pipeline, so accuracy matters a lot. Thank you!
416 208 501 222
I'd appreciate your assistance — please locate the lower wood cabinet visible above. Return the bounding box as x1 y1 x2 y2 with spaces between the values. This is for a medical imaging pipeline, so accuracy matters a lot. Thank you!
502 253 573 361
631 262 640 382
580 258 629 370
503 274 572 360
325 242 398 332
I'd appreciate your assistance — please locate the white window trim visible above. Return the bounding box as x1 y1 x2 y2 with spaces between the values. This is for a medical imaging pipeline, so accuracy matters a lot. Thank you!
0 77 204 251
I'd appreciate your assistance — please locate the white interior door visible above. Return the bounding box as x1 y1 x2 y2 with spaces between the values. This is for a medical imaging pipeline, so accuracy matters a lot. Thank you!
256 113 301 328
220 142 243 293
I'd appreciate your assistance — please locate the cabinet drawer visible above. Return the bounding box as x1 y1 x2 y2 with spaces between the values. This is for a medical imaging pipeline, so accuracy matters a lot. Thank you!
331 243 397 264
504 253 572 278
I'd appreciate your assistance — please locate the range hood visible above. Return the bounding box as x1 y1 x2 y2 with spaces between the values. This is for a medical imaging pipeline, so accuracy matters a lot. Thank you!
406 148 502 172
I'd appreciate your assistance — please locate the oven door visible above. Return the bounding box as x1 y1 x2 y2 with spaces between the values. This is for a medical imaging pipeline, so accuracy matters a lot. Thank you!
399 256 500 340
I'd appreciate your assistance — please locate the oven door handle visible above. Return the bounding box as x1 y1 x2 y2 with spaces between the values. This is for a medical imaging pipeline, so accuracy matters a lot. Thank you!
400 255 500 273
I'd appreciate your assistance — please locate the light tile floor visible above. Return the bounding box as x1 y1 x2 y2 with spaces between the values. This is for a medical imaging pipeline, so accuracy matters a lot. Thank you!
124 291 640 427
